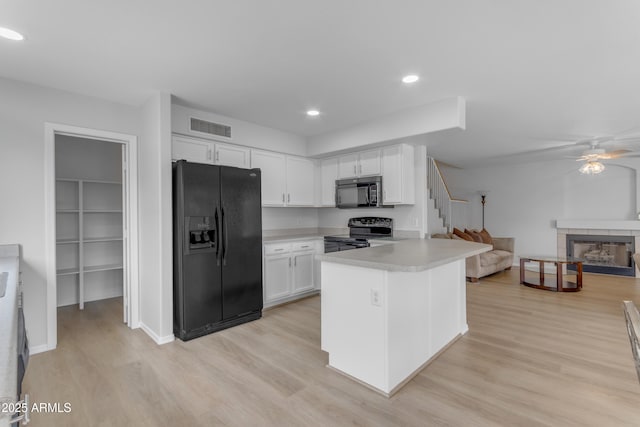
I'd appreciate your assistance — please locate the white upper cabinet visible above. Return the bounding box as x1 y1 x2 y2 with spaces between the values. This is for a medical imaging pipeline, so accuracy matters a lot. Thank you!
172 135 250 168
172 135 212 163
358 149 382 176
251 150 315 207
251 150 287 206
286 156 315 206
320 158 339 207
213 142 250 168
381 144 415 205
337 149 381 179
337 153 359 179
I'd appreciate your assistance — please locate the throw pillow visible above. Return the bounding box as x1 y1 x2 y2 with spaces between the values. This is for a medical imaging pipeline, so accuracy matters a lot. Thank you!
453 227 474 242
479 228 494 245
465 229 483 243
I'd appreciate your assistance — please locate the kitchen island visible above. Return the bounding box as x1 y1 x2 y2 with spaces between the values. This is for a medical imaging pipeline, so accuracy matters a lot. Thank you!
317 238 491 396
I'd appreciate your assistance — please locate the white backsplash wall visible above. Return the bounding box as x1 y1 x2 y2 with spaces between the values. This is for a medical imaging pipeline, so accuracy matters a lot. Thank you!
317 205 422 233
262 207 320 230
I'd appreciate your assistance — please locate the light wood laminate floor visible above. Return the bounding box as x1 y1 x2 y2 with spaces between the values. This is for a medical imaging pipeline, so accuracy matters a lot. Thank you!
24 269 640 426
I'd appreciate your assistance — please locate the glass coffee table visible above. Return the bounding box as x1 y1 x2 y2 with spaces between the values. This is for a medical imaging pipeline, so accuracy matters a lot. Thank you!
519 255 583 292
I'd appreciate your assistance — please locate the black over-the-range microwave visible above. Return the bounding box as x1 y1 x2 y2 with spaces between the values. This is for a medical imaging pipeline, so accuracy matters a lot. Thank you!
335 176 391 209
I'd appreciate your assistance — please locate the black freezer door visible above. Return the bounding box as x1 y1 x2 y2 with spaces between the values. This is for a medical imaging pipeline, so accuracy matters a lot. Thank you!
220 166 263 319
173 161 222 337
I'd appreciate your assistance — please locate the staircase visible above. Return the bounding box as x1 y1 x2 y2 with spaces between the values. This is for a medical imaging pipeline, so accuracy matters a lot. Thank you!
426 157 467 234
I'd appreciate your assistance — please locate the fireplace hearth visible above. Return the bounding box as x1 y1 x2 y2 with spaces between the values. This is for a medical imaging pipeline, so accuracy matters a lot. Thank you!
566 234 635 277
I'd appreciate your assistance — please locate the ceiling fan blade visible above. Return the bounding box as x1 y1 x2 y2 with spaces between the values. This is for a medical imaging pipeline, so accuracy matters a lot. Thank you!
614 151 640 158
602 149 632 159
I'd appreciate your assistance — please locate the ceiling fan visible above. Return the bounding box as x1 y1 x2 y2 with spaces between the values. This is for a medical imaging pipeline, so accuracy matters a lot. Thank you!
573 138 640 174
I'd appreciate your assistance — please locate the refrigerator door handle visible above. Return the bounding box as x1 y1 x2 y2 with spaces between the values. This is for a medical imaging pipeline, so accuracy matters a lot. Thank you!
215 204 221 266
222 205 228 265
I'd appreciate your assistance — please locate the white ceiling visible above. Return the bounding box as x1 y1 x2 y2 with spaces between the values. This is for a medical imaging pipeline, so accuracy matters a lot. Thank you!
3 0 640 167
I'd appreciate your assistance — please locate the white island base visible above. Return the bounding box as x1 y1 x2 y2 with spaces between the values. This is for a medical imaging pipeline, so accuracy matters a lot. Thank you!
321 258 468 397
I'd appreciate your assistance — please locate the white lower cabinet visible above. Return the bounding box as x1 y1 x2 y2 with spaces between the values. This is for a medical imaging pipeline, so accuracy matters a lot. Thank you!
263 253 291 302
263 239 320 307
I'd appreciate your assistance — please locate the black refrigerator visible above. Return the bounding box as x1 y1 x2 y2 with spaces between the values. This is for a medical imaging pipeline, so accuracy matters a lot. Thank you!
173 160 263 341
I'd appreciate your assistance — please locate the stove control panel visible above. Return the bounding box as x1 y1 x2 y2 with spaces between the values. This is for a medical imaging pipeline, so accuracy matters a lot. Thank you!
348 217 393 228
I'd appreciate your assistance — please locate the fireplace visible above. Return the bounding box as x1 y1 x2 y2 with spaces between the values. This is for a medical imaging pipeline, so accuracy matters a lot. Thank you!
566 234 635 277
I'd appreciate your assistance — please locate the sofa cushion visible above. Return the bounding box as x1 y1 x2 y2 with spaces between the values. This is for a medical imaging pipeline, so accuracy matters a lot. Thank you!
453 227 473 241
479 228 494 245
492 249 512 259
465 229 483 243
479 251 501 266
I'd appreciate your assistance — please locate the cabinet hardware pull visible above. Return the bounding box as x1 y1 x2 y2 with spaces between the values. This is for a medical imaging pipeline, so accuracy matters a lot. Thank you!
216 151 220 162
301 245 309 248
353 165 357 175
282 193 285 203
274 248 284 251
294 256 297 266
359 164 362 175
289 258 291 267
207 149 212 161
287 193 290 203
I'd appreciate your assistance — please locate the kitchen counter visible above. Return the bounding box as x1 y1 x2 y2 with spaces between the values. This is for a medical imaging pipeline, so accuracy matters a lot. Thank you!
0 245 20 426
262 228 420 243
320 238 491 396
317 238 490 272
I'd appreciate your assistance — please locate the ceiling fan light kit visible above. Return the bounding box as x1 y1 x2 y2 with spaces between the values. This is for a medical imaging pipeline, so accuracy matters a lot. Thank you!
579 161 605 175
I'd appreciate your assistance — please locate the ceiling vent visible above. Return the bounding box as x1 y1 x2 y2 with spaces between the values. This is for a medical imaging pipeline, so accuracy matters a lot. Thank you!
190 117 232 140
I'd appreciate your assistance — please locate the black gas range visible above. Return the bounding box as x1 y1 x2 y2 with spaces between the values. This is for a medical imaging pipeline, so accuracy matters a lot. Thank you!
324 217 393 253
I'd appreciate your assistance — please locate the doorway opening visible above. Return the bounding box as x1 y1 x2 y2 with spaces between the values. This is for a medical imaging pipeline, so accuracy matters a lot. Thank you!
45 124 139 351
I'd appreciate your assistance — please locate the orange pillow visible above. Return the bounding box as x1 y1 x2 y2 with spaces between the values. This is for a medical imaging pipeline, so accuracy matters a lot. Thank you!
453 227 474 242
479 228 493 245
465 229 483 243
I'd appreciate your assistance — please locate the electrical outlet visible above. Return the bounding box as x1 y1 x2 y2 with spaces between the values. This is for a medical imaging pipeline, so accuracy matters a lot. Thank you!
371 289 381 306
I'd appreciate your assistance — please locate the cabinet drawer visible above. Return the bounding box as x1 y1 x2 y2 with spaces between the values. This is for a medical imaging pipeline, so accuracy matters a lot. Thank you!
291 241 317 252
264 243 291 255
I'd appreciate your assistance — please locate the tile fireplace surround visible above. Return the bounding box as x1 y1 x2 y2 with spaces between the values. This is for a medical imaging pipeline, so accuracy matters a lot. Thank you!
556 220 640 278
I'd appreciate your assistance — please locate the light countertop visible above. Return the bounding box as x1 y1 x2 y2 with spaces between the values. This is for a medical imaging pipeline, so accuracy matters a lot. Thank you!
316 238 491 272
0 246 19 425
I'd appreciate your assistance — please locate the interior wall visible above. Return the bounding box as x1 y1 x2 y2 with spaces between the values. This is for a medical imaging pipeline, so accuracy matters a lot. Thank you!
439 159 639 259
172 104 307 156
0 76 140 351
262 208 319 230
55 135 122 181
139 92 174 344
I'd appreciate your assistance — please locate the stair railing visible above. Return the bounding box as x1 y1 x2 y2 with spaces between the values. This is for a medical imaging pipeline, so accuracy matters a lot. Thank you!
427 157 455 232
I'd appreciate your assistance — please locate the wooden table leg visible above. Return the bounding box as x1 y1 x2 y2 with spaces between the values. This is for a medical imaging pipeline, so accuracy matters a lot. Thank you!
577 262 583 290
520 258 526 284
556 262 563 291
539 261 545 287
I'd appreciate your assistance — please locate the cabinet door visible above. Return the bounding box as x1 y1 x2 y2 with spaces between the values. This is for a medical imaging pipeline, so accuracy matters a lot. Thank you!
251 150 286 206
292 252 314 294
286 156 315 206
338 153 358 179
172 136 212 164
358 149 381 176
382 145 402 204
320 158 338 207
264 255 291 302
214 142 250 168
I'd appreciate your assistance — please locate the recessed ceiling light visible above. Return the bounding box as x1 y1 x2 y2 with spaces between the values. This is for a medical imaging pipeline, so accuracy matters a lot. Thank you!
0 27 24 41
402 74 419 84
306 109 320 117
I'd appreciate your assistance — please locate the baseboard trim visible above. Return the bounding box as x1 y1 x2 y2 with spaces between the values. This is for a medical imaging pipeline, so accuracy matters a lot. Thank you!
30 343 50 355
139 322 174 345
